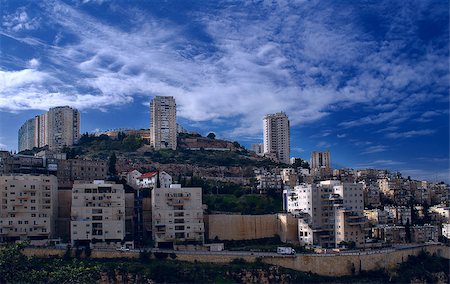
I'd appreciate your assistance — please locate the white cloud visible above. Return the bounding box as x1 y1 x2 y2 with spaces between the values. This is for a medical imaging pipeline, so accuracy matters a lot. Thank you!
2 9 39 32
386 129 436 139
0 0 447 140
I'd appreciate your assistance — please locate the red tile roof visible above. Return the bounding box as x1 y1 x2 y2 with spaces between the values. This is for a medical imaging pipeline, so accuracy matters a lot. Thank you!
138 171 158 180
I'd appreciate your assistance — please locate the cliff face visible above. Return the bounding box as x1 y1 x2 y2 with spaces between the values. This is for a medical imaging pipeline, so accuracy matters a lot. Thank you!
98 266 295 284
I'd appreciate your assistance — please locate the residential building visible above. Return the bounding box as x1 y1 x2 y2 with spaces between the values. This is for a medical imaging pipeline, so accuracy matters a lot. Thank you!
126 170 142 189
57 159 108 189
150 96 177 150
0 151 58 175
411 224 440 243
255 168 283 192
70 181 125 247
18 106 80 151
429 204 450 223
18 119 36 152
263 112 290 164
311 151 332 178
152 185 204 248
384 206 411 225
364 209 389 225
372 225 406 243
251 144 264 156
137 172 158 189
281 168 298 188
362 181 381 208
0 174 58 242
284 181 366 248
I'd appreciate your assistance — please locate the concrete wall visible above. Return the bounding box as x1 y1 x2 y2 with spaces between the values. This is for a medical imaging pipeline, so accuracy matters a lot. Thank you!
206 214 278 240
277 213 299 244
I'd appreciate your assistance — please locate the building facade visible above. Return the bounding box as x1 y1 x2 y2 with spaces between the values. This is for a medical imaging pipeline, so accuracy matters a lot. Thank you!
150 96 177 150
263 112 290 164
71 181 125 246
152 185 204 248
18 106 80 151
311 151 332 178
283 180 366 248
0 174 58 242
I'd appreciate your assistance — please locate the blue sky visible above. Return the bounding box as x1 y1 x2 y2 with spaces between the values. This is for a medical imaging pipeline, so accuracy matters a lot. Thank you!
0 0 449 182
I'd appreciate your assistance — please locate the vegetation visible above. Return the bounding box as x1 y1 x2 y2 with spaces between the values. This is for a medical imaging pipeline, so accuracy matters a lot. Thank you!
143 148 279 168
204 194 282 214
206 132 216 139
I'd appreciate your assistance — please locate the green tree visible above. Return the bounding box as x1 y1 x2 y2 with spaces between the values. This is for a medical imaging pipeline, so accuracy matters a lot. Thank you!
123 135 143 151
108 152 117 176
0 242 30 283
207 132 216 139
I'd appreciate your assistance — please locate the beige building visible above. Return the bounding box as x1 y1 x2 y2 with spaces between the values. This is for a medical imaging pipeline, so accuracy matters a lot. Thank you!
150 96 177 150
0 174 58 242
57 159 108 189
411 224 440 243
71 181 125 246
263 112 290 164
152 185 204 248
18 106 80 151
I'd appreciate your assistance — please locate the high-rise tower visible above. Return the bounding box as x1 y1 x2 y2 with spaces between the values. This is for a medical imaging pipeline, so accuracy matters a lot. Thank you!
263 112 290 164
150 96 177 150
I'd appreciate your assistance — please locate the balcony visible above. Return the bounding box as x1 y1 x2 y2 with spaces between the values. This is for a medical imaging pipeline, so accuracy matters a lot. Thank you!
18 196 29 200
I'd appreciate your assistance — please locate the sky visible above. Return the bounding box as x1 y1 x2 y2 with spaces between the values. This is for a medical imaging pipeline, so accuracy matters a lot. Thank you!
0 0 449 182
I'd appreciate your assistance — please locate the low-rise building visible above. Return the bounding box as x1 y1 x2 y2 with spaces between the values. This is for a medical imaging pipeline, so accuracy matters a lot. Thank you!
0 174 58 242
411 224 440 243
384 206 411 225
152 185 204 248
364 209 389 225
57 159 107 189
372 225 406 243
429 204 450 223
71 181 125 247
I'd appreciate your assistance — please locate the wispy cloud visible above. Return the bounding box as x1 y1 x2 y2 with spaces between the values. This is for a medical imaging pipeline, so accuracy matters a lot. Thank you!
0 0 448 140
361 145 388 155
386 129 436 139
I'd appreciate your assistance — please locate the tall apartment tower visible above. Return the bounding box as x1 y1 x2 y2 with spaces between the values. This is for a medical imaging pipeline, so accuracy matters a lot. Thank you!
150 96 177 150
311 151 331 178
263 112 290 164
18 106 80 151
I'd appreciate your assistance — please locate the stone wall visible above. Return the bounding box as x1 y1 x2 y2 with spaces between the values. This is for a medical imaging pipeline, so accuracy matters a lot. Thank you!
206 214 278 240
23 244 449 277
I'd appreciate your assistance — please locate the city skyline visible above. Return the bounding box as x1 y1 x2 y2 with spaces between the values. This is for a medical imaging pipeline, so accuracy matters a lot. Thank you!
0 1 449 182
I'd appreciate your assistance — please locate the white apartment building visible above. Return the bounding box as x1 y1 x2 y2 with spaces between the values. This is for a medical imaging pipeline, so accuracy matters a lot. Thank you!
150 96 177 150
152 185 204 248
71 181 125 246
263 112 290 164
0 174 58 242
18 106 80 151
283 180 365 248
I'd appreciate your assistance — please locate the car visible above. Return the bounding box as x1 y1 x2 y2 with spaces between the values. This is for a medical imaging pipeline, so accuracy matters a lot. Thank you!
116 247 130 251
